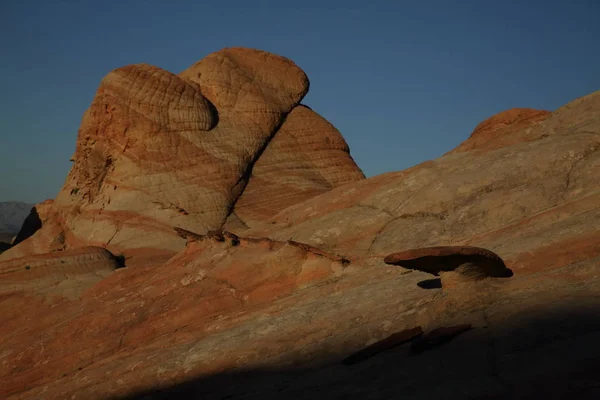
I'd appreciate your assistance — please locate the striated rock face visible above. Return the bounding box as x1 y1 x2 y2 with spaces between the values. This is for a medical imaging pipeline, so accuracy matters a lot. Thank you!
383 246 514 289
448 108 551 154
1 51 600 399
230 105 365 225
0 48 362 262
246 95 599 264
0 246 122 299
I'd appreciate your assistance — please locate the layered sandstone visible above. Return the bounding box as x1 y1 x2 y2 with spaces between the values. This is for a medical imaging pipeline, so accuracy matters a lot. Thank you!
0 246 122 299
246 94 599 264
229 105 365 226
1 52 600 399
448 108 551 154
0 48 363 262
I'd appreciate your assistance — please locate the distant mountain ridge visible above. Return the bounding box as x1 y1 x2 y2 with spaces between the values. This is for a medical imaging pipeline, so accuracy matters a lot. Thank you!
0 201 33 235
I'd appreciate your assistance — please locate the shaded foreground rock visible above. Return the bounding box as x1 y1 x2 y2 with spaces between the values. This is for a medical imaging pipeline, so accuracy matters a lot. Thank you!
115 304 600 400
410 324 473 354
342 326 423 365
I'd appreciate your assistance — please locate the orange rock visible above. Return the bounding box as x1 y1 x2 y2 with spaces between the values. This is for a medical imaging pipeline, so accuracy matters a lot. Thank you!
231 105 364 225
0 246 121 298
383 246 513 279
448 108 550 154
1 55 600 400
2 48 363 263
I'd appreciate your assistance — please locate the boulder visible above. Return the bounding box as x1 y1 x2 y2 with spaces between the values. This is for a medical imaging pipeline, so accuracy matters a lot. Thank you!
2 48 363 263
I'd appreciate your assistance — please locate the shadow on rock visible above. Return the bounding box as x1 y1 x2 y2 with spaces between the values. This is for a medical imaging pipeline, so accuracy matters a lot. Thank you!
11 207 42 246
417 278 442 289
112 305 600 400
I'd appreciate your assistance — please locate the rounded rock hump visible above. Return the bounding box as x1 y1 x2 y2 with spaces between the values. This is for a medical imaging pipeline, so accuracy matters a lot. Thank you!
449 108 551 154
179 47 310 114
9 48 314 258
99 64 218 132
231 105 365 224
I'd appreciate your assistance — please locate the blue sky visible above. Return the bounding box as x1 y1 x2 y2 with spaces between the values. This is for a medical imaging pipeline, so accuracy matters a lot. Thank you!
1 0 598 203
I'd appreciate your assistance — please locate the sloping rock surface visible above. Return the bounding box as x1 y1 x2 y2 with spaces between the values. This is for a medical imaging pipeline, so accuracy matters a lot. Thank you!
0 246 121 299
1 51 599 399
448 108 551 154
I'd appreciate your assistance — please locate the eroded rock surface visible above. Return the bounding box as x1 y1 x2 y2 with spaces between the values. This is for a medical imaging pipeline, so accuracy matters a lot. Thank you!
244 93 600 267
384 246 514 289
230 105 365 225
1 54 600 399
448 108 551 154
0 246 121 298
1 48 365 263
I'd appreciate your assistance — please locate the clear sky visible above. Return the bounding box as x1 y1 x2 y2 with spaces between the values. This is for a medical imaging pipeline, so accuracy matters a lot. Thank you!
1 0 598 203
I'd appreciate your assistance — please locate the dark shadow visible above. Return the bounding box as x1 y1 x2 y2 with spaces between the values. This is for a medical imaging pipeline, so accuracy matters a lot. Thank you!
417 278 442 289
114 255 127 269
410 324 473 354
11 207 42 246
384 247 514 280
108 305 600 400
0 241 11 253
343 326 423 365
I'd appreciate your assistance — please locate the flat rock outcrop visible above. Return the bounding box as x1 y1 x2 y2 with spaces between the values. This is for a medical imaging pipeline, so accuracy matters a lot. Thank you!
0 246 121 298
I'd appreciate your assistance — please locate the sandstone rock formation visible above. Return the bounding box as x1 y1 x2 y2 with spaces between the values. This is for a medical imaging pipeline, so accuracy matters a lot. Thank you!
0 246 122 299
0 48 363 263
1 49 600 399
448 108 551 154
384 246 513 289
243 93 599 265
229 105 365 226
